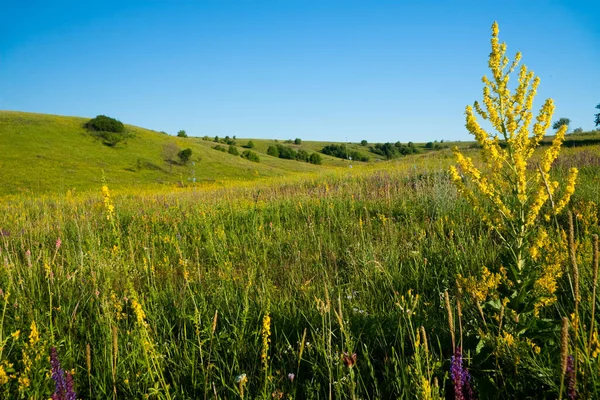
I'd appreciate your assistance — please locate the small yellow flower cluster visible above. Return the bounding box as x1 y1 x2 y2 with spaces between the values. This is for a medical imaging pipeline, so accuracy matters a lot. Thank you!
28 321 39 346
261 312 271 370
458 266 502 303
529 228 548 262
419 376 433 400
109 292 126 321
131 299 147 327
19 321 42 393
590 331 600 358
532 230 567 315
573 200 599 234
44 262 52 279
501 331 515 348
553 167 579 216
525 338 541 354
0 364 8 385
101 184 115 221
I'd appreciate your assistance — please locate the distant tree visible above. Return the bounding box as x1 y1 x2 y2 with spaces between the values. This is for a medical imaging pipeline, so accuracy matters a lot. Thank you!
84 115 129 146
162 142 180 174
552 117 571 131
213 145 227 152
360 140 368 146
573 127 583 133
294 138 302 145
214 136 219 142
267 145 279 157
241 150 260 163
177 130 188 138
595 104 600 127
85 115 124 133
276 145 297 160
296 149 309 162
371 143 398 159
309 152 322 165
228 145 239 156
321 144 369 162
178 148 192 164
425 142 434 149
246 140 255 149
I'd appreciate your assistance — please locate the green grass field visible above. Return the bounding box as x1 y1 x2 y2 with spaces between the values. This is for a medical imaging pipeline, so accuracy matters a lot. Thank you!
0 118 599 397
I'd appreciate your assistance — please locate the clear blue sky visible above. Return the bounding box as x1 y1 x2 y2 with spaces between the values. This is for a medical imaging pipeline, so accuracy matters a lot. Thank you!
1 0 598 142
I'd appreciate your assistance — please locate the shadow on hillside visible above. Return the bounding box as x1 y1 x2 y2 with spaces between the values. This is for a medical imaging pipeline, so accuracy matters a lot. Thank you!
540 138 600 148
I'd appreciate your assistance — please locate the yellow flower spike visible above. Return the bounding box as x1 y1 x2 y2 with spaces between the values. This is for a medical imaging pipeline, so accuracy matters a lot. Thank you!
554 168 578 215
29 321 39 346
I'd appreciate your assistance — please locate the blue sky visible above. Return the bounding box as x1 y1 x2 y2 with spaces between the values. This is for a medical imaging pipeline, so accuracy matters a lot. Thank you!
1 0 598 142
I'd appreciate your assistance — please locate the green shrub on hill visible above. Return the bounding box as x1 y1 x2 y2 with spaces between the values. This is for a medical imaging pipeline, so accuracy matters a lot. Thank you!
321 144 369 161
309 152 322 165
85 115 124 133
241 150 260 162
178 148 192 164
84 115 131 146
267 145 279 157
228 145 239 156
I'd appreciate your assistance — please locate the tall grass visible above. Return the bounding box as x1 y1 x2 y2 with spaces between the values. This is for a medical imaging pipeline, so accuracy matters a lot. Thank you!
0 148 598 398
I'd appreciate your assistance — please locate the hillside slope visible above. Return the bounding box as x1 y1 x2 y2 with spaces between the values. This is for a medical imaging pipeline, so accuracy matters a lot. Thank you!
0 111 344 195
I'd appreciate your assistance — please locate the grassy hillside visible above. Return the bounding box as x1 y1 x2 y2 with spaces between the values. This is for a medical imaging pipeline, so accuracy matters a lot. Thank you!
0 111 340 195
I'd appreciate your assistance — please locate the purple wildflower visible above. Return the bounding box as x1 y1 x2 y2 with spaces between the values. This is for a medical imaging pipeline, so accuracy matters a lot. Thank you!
451 347 476 400
50 347 77 400
287 372 295 382
566 355 577 400
451 348 464 400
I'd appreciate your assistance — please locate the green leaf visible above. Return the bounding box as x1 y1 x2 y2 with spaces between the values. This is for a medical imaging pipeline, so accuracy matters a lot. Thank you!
476 338 485 354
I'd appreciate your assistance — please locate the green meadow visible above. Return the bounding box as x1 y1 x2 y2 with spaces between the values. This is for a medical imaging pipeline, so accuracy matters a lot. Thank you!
0 113 600 398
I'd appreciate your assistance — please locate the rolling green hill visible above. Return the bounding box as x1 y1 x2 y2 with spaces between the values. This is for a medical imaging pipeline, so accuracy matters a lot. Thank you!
0 111 349 196
2 110 599 197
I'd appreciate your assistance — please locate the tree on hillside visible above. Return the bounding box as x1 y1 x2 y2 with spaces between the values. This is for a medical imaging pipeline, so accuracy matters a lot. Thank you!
178 148 192 164
595 104 600 127
162 142 180 174
84 115 130 146
177 130 188 138
552 117 570 131
85 115 124 133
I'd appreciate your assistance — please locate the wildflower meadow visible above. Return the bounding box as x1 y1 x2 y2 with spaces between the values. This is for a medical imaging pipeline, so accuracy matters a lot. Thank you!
0 22 599 399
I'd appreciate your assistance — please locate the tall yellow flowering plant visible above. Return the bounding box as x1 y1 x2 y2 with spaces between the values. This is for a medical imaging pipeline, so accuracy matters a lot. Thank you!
451 22 577 318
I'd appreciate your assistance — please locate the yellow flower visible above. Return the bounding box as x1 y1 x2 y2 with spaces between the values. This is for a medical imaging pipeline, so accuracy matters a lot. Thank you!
501 331 515 348
0 365 8 385
131 299 147 326
261 312 271 369
554 167 578 215
29 321 39 346
18 376 30 390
